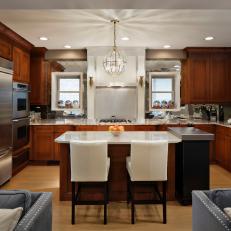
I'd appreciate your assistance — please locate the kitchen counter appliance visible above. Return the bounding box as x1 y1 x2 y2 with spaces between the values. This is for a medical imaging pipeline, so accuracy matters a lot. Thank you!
0 57 13 185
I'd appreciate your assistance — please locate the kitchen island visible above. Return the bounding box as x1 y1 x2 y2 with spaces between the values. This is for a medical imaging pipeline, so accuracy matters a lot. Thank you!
55 131 181 201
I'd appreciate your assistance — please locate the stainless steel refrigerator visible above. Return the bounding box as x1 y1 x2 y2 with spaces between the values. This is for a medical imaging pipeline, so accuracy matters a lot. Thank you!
0 57 13 185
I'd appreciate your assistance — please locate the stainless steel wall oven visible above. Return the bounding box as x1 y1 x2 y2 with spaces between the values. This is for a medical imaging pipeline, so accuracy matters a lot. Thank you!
12 118 30 150
13 82 29 119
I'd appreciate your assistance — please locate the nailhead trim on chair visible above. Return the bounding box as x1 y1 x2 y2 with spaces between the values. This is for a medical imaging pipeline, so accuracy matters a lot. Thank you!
16 193 51 230
196 191 231 231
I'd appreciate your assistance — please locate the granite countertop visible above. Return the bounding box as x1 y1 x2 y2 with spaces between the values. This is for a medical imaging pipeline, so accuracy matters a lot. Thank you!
30 118 231 128
55 131 181 144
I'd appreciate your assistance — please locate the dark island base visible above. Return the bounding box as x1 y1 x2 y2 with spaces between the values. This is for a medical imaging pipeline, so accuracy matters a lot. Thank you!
59 143 176 201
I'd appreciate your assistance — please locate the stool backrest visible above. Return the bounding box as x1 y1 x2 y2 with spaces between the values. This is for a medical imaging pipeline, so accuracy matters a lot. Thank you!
131 140 168 181
70 140 108 182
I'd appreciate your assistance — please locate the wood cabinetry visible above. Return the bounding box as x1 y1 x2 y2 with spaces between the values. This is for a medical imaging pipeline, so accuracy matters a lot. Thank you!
158 124 187 131
181 51 210 103
30 48 64 105
54 126 73 161
31 126 54 161
215 126 231 171
31 124 231 168
13 46 30 83
0 37 12 60
75 125 157 131
13 145 30 176
181 48 231 104
210 53 228 103
31 125 74 161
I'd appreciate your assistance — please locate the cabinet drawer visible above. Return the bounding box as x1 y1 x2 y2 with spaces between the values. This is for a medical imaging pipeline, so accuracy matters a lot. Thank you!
13 148 29 174
33 125 54 132
54 125 74 133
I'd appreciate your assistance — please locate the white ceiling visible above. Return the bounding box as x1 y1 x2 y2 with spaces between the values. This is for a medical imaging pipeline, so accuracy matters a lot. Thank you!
0 9 231 49
1 0 231 9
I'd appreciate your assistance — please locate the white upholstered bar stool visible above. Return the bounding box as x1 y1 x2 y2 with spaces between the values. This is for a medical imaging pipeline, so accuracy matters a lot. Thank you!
70 140 110 225
126 140 168 224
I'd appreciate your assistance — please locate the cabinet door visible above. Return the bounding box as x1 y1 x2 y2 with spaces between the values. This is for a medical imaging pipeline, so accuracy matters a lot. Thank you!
215 132 226 168
21 51 30 83
225 129 231 171
0 38 12 60
32 126 54 161
225 52 231 102
13 46 30 83
188 53 210 103
210 53 227 103
13 47 21 81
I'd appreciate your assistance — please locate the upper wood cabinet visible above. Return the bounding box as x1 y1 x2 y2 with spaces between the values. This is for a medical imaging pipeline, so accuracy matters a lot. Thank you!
30 48 64 105
13 46 30 83
181 48 231 104
0 37 12 60
210 52 229 103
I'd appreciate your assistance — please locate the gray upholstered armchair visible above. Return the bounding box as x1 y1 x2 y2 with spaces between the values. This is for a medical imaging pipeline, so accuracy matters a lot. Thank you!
192 190 231 231
0 190 52 231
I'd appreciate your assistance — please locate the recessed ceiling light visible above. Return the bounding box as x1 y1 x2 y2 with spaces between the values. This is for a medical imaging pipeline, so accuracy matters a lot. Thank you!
163 45 171 49
121 37 130 41
204 36 214 41
39 37 48 41
64 45 71 49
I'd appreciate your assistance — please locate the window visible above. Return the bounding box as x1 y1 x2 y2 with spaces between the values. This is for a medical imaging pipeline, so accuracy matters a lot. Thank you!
149 72 178 110
51 72 83 111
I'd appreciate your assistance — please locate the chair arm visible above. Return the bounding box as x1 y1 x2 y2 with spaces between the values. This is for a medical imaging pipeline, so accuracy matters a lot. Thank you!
15 192 52 231
192 191 231 231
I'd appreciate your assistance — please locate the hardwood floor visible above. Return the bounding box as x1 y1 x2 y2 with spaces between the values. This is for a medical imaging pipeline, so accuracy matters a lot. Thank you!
1 164 231 231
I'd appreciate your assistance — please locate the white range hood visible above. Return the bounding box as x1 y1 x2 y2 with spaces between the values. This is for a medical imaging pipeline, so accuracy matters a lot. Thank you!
87 47 145 122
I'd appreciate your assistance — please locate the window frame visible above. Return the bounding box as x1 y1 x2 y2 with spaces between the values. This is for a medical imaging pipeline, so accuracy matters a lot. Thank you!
149 72 178 111
51 72 83 112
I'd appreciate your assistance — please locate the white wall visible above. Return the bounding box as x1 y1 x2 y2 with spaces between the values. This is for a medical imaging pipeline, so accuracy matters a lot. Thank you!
87 47 145 121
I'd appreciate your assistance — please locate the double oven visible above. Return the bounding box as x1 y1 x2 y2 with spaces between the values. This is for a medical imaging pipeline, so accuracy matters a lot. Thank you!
13 82 30 150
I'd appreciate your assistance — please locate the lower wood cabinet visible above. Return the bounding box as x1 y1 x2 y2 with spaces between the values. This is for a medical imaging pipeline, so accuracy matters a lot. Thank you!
13 146 29 176
31 126 54 161
215 126 231 171
31 125 74 161
54 126 73 161
30 124 231 168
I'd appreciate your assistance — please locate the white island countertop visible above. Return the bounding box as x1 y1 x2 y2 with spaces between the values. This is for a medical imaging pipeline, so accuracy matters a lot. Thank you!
55 131 181 144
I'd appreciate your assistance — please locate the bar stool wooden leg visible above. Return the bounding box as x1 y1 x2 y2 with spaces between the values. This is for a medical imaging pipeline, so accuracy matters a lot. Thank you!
72 182 76 225
163 181 167 224
104 182 107 225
